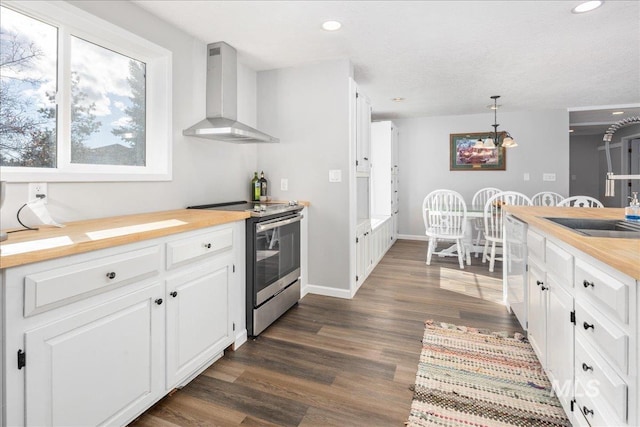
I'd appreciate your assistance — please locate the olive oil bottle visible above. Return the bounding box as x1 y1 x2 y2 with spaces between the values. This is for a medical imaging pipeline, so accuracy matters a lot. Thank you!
251 172 260 201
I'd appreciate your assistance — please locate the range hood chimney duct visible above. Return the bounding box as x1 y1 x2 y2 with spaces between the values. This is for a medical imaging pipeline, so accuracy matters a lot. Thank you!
182 41 278 143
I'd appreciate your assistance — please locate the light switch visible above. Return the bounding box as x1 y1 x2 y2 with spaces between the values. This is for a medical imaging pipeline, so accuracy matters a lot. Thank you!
543 173 556 182
329 169 342 182
523 173 530 181
281 178 288 191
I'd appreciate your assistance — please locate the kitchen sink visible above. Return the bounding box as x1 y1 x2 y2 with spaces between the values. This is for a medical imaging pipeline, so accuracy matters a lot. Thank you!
544 217 640 239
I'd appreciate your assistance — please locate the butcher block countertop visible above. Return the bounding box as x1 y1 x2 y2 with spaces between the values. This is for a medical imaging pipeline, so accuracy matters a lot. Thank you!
504 206 640 281
0 209 250 269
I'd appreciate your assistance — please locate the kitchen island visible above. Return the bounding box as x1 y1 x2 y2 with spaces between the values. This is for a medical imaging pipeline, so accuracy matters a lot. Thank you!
0 209 249 427
503 206 639 427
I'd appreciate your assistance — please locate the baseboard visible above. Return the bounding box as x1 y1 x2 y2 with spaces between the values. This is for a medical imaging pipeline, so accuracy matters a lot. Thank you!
398 234 427 241
302 283 353 299
232 329 248 350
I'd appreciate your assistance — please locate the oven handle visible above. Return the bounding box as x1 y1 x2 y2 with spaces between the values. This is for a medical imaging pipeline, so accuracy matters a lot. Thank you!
256 214 304 232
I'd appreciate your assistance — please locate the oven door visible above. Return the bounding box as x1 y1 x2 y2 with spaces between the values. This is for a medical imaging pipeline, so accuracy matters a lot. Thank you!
253 213 302 306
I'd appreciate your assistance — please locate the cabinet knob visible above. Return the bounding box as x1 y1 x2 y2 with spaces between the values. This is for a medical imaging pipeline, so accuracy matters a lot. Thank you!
170 291 178 298
203 243 212 249
106 272 116 280
582 363 593 372
155 298 163 305
583 322 595 331
536 280 543 287
583 280 594 288
582 406 594 417
541 285 548 291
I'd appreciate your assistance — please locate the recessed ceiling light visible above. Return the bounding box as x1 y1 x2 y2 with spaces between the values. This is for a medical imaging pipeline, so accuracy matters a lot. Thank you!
571 1 604 14
612 111 625 115
392 97 405 102
322 20 342 31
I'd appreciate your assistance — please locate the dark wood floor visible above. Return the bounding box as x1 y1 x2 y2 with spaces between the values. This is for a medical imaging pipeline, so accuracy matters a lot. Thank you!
131 239 523 427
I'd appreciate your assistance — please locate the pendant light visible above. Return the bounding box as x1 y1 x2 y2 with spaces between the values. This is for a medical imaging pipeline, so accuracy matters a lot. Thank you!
476 95 518 148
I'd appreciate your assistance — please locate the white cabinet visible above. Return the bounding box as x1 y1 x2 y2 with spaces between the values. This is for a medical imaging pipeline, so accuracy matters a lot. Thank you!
165 260 232 388
512 221 638 427
1 221 244 427
546 274 574 413
355 89 372 175
527 259 547 366
24 283 164 427
356 220 371 287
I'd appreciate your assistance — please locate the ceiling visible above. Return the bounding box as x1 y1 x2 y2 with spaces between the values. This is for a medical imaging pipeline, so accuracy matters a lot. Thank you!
133 0 639 127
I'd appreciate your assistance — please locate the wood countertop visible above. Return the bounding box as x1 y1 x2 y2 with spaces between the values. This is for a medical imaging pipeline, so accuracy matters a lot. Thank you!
503 206 640 281
0 209 250 269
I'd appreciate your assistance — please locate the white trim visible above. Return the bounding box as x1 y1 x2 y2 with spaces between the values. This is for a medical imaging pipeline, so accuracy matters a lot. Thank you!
302 283 353 299
398 234 428 241
568 103 640 112
0 1 173 182
232 330 248 350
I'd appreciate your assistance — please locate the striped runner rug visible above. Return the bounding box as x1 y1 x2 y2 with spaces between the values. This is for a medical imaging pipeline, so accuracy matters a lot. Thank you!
407 320 571 427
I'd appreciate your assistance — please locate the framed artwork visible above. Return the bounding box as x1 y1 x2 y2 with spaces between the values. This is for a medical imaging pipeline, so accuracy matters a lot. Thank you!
449 132 507 171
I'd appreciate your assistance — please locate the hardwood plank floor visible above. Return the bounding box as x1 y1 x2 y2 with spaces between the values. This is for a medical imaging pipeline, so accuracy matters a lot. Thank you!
131 239 523 427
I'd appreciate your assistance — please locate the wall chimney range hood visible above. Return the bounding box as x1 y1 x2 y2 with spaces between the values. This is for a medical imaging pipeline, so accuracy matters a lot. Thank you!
183 42 279 143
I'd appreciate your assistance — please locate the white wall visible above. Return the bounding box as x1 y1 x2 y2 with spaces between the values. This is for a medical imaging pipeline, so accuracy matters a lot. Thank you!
396 109 570 237
256 59 353 292
1 1 259 228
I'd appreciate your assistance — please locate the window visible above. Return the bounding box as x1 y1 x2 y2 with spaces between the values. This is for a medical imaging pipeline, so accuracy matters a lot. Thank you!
0 1 171 181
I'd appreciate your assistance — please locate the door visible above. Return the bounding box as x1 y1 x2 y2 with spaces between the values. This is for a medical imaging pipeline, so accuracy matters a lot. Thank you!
546 275 574 414
253 214 301 305
24 283 164 427
166 261 231 388
355 90 371 173
630 139 640 198
527 261 547 367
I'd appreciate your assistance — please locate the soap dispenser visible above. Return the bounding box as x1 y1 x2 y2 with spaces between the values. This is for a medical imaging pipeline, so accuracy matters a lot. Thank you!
625 192 640 222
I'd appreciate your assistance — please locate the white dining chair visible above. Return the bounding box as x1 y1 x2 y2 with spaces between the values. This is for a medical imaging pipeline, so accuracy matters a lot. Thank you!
531 191 565 206
483 191 532 272
471 187 501 257
422 189 469 269
557 195 604 208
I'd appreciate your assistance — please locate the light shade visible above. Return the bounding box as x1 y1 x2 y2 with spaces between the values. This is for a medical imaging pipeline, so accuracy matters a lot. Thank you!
474 139 485 148
502 136 518 148
483 138 496 148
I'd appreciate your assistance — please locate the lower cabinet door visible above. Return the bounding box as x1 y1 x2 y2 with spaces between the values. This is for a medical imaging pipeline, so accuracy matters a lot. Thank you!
546 276 574 414
166 261 232 388
527 261 547 367
24 283 165 427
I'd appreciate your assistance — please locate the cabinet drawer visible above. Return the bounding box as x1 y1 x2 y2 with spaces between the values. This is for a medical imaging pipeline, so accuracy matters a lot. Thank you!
575 300 628 374
166 227 233 269
575 335 627 422
545 241 573 285
575 377 626 427
526 230 545 262
24 246 160 317
575 259 628 324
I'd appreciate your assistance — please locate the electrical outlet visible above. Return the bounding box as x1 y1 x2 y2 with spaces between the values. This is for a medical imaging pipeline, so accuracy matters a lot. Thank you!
523 172 530 181
281 178 288 191
28 182 48 204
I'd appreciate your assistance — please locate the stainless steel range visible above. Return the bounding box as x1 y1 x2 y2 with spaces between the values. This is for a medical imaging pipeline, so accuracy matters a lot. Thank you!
187 201 303 336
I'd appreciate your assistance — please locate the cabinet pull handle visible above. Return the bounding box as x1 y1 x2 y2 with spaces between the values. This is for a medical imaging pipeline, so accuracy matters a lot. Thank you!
155 298 163 305
583 322 595 331
582 363 593 372
536 280 543 287
582 406 594 417
170 291 178 298
106 272 116 279
364 157 369 161
203 243 212 249
541 285 548 291
583 280 594 288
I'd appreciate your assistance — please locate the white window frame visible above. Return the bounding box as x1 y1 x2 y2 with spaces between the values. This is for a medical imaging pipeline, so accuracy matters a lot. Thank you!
0 0 172 182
